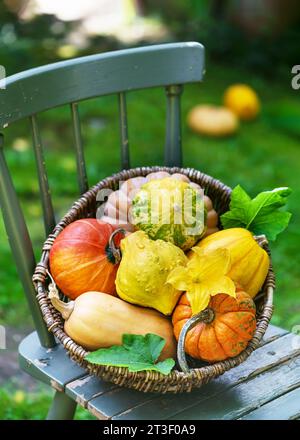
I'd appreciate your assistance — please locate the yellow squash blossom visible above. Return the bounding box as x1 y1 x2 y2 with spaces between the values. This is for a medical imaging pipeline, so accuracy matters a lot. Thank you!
166 247 236 314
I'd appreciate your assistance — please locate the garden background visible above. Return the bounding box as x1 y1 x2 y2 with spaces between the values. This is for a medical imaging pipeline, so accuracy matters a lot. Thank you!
0 0 299 419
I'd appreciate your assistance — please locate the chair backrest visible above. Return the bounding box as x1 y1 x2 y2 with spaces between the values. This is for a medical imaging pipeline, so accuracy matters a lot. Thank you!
0 42 205 347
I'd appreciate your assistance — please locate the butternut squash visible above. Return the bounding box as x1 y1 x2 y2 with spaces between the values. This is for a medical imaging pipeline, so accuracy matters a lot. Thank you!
49 288 176 360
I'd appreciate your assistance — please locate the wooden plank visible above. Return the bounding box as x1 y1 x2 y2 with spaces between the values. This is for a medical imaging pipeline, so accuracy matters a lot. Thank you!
66 375 116 408
18 332 86 391
87 387 157 420
114 331 300 420
240 387 300 420
261 324 288 345
217 332 297 384
168 356 300 420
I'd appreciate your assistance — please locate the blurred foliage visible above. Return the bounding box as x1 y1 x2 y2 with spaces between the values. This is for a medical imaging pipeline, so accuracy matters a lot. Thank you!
142 0 300 77
2 1 300 76
0 7 72 72
265 101 300 137
0 2 119 74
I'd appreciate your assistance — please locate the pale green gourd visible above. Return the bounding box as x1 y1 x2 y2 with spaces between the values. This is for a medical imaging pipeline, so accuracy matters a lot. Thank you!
131 177 206 250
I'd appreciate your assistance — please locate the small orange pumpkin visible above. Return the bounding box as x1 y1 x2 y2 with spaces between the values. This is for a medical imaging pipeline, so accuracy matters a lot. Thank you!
172 286 256 362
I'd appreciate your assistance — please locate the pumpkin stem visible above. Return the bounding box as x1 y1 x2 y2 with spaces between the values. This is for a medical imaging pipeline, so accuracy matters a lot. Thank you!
177 307 215 373
107 228 126 264
47 270 74 320
255 234 268 248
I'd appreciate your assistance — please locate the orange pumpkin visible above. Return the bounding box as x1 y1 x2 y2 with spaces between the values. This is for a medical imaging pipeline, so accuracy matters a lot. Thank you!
49 219 124 300
172 286 256 362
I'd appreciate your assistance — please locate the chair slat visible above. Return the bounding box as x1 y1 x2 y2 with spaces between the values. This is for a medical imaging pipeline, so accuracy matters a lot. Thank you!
0 134 55 348
164 84 183 167
70 103 89 194
118 92 130 169
0 42 205 128
19 332 84 389
239 387 300 420
30 115 56 235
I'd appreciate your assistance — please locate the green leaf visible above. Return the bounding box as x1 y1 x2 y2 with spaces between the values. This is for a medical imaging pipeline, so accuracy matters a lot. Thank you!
84 333 175 376
221 185 292 241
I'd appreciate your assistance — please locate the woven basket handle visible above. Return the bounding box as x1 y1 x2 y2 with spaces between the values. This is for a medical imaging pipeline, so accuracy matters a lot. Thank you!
177 307 215 372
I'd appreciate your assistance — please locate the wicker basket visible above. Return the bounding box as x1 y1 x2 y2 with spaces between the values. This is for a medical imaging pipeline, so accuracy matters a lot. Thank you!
33 166 275 393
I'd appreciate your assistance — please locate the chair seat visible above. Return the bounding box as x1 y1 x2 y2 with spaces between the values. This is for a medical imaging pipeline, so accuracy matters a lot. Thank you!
19 325 300 420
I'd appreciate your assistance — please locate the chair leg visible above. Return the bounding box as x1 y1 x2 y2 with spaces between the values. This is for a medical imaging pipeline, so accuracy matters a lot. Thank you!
46 390 77 420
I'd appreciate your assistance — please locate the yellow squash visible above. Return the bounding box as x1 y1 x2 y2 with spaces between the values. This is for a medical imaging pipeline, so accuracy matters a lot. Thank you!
49 289 176 360
116 231 188 315
131 177 206 250
191 228 269 298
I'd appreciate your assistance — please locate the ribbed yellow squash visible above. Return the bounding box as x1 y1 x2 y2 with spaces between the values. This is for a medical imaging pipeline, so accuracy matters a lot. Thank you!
191 228 269 298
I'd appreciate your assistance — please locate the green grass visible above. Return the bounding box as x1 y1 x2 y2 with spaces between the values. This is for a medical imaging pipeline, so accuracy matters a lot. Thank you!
0 60 300 420
0 383 95 420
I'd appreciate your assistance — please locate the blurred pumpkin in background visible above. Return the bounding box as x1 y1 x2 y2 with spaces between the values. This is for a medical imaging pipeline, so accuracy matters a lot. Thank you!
223 84 260 120
187 105 239 137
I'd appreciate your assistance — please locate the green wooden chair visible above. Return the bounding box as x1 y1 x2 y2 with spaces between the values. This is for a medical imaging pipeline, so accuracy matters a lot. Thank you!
1 42 300 420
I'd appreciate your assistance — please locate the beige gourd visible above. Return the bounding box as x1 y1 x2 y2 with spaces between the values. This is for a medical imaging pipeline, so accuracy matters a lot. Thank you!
187 105 239 137
49 283 176 360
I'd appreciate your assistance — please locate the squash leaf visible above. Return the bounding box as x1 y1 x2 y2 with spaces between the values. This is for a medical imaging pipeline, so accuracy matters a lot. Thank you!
84 333 175 375
221 185 292 241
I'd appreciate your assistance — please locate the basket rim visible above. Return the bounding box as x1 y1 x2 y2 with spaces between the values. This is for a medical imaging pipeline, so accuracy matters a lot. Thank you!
33 166 275 393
